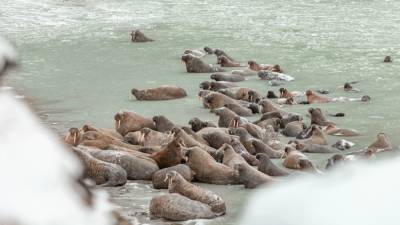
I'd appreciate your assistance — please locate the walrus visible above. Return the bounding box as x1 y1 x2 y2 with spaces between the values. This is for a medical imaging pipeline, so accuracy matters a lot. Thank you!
248 60 283 72
152 115 175 132
184 147 239 185
210 72 245 82
279 88 294 99
290 140 339 153
218 143 249 168
131 85 187 101
150 193 217 221
188 117 217 132
234 163 274 189
366 133 392 153
323 124 359 136
166 171 226 215
151 136 186 169
281 121 305 137
172 127 217 156
81 124 123 141
152 164 193 189
229 139 259 166
202 130 235 149
306 90 330 103
252 139 285 158
253 111 283 124
228 127 255 154
332 139 355 150
214 49 236 62
384 56 392 63
130 30 154 42
203 92 238 109
65 127 82 146
199 81 238 91
267 90 278 98
217 55 242 67
114 111 155 136
280 114 302 129
282 146 319 172
255 117 281 132
84 147 159 180
259 99 287 115
309 107 334 126
212 107 241 127
80 130 142 152
256 153 290 176
325 154 346 169
181 127 210 145
138 127 172 146
301 125 328 145
72 147 127 186
343 82 360 92
181 54 225 73
223 103 253 116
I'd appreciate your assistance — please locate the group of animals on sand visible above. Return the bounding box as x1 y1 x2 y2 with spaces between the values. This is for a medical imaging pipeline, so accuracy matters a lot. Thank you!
63 30 395 222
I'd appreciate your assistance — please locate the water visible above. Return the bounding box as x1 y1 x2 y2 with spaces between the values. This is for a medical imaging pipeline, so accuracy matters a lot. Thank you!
2 0 400 224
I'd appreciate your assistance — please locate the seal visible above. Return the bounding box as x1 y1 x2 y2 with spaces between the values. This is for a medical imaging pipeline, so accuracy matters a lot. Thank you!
323 124 360 136
184 147 239 185
234 163 274 189
72 147 127 186
189 117 217 132
130 30 154 42
152 115 176 132
384 56 392 63
248 60 283 72
210 72 245 82
217 55 242 67
283 146 319 172
306 90 330 103
114 111 155 136
84 146 159 180
166 171 226 215
309 107 334 126
151 136 186 169
150 193 217 221
152 164 193 189
181 54 225 73
256 153 290 176
131 85 187 101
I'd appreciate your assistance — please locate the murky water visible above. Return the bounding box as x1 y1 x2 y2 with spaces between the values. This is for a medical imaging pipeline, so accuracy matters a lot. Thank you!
2 0 400 224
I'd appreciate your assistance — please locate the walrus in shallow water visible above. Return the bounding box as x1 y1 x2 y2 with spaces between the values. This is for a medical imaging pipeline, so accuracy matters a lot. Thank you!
72 147 127 186
234 163 274 189
290 140 339 154
203 92 238 109
78 130 143 152
384 56 393 63
214 49 236 62
323 124 360 137
301 125 328 145
151 136 186 169
306 90 330 103
259 99 287 115
210 72 245 82
223 103 253 116
150 193 217 221
65 127 82 146
252 139 285 158
181 54 225 73
283 146 319 172
130 30 154 42
217 55 242 67
248 60 283 73
114 111 155 136
218 143 248 168
152 115 175 132
309 107 334 126
366 133 392 153
131 85 187 101
166 171 226 215
152 164 193 189
281 121 305 137
185 147 239 185
188 117 217 132
256 117 281 132
256 153 290 176
172 127 217 156
229 139 259 166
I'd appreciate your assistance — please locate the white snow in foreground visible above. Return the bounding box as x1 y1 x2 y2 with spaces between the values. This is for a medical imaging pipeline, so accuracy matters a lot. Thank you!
0 90 114 225
240 156 400 225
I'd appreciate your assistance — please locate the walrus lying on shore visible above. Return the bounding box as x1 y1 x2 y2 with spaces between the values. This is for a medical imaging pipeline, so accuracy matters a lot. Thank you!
153 115 176 132
72 147 127 187
306 90 330 103
151 136 186 169
256 153 290 176
248 60 283 72
181 54 225 73
199 80 238 91
283 146 320 173
189 117 217 132
131 85 187 101
131 30 154 42
81 124 123 140
365 133 392 153
114 111 155 136
152 164 193 189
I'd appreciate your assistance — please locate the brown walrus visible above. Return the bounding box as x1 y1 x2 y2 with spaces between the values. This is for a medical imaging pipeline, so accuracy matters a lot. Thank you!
151 136 186 169
218 143 248 168
309 108 334 126
72 147 127 186
152 164 193 189
152 115 176 132
297 125 328 146
65 127 82 146
202 130 235 149
323 124 360 137
279 88 294 99
199 81 238 91
131 85 187 101
366 133 392 153
217 55 242 67
229 139 259 166
283 146 319 172
184 147 239 185
79 130 142 152
256 118 281 132
256 153 290 176
203 92 238 109
290 140 339 153
248 60 283 73
166 171 226 215
149 193 217 221
172 127 217 156
82 124 123 140
214 49 236 62
223 103 253 116
234 163 274 189
281 121 305 137
253 111 283 124
259 99 287 115
181 126 210 145
212 107 241 127
130 30 154 42
306 90 330 103
181 54 225 73
114 111 155 136
137 127 172 146
83 146 159 180
252 139 285 158
210 72 245 82
188 117 217 132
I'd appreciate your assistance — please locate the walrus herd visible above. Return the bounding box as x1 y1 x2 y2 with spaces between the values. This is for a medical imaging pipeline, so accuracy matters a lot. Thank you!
61 31 396 222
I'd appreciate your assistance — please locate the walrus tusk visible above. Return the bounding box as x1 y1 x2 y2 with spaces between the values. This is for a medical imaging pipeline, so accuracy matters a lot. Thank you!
164 174 169 182
116 120 121 129
73 133 77 145
138 133 145 145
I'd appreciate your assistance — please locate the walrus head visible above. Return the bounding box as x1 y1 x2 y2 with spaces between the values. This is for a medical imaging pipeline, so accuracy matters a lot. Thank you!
343 82 352 91
65 127 80 146
361 95 371 102
247 60 259 71
130 88 143 99
181 54 193 64
188 117 205 132
272 64 282 73
204 46 214 54
217 56 229 65
267 91 278 99
82 124 96 133
325 154 345 169
138 127 152 145
199 81 211 90
228 116 242 128
384 56 392 63
164 171 184 189
284 145 296 156
305 90 313 97
214 49 225 57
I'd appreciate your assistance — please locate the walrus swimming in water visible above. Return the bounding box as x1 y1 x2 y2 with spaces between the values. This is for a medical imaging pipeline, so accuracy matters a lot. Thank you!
248 60 283 73
130 30 154 42
234 163 274 189
210 72 245 82
306 90 330 103
181 54 225 73
72 147 127 186
114 111 155 136
184 147 239 185
267 90 279 99
256 153 290 176
188 117 217 132
309 107 334 126
151 136 186 169
384 56 393 63
166 171 226 215
217 55 242 67
152 164 193 189
152 115 176 132
150 193 217 221
131 85 187 101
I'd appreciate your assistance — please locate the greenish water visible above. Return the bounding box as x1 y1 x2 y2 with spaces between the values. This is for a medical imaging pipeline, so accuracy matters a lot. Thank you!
2 0 400 224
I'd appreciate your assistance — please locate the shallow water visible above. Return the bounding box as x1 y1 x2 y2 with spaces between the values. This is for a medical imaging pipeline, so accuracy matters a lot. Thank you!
2 0 400 224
